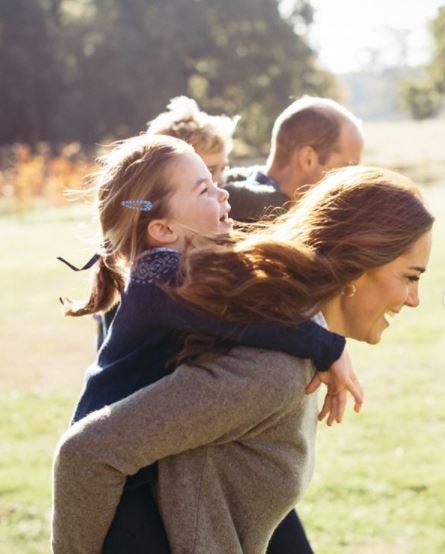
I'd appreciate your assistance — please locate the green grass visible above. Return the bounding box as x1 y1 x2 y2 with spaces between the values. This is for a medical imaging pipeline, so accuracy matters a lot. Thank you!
0 393 72 554
0 205 98 553
0 205 97 393
363 120 445 187
0 185 444 553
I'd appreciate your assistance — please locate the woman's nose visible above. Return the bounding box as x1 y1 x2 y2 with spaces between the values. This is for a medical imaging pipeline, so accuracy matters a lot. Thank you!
405 283 420 308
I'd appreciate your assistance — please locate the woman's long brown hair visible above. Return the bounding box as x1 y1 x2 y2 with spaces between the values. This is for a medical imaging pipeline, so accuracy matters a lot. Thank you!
173 166 433 362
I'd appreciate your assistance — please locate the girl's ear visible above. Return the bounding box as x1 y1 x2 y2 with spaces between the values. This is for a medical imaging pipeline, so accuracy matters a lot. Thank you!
147 219 179 246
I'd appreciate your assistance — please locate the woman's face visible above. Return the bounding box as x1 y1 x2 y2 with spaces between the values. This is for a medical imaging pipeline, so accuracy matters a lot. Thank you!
324 231 432 344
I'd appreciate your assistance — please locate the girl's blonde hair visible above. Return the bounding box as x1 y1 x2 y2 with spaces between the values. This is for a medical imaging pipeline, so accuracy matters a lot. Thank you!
65 134 194 317
148 96 239 156
176 166 434 327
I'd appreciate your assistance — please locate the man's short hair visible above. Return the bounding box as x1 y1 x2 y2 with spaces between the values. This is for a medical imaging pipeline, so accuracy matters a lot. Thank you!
270 96 362 168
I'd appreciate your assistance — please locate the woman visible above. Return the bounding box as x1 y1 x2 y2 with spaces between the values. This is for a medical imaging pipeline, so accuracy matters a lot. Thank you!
52 166 433 553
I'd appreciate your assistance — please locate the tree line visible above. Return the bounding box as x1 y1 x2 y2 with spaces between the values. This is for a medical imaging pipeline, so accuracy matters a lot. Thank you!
0 0 338 149
400 6 445 120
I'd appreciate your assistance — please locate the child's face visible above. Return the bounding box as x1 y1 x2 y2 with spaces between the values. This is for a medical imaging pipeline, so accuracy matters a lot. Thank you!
166 152 233 241
200 149 228 186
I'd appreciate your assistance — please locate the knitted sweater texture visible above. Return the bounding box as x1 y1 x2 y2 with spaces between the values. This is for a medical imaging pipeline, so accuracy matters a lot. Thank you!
52 347 318 553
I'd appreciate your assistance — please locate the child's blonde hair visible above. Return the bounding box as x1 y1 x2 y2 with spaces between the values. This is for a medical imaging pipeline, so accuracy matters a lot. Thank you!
66 134 194 317
148 96 239 156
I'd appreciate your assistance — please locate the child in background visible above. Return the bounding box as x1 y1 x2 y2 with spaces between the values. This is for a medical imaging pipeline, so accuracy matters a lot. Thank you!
148 95 237 186
59 133 362 553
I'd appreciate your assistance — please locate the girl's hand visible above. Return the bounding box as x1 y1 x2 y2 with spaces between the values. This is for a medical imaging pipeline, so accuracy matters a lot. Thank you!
304 348 363 426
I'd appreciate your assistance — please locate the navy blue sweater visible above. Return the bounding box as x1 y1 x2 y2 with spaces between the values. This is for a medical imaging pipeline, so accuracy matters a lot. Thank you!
73 247 344 423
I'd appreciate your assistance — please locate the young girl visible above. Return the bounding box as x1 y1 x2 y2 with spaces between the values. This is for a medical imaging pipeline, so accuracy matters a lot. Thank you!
95 96 238 347
57 133 361 552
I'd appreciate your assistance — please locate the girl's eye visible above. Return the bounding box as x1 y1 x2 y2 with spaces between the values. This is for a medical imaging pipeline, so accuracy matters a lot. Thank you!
200 187 208 195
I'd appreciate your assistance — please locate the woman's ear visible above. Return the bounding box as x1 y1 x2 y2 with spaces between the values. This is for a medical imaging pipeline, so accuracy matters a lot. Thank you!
147 219 179 246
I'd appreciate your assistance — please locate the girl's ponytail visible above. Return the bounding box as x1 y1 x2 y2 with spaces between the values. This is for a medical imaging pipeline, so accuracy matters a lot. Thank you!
64 254 125 317
61 134 192 317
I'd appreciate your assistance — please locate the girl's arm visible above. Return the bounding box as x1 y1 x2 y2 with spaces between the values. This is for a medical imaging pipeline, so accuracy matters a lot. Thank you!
118 251 360 424
152 283 345 371
126 249 345 371
153 287 361 423
52 349 304 553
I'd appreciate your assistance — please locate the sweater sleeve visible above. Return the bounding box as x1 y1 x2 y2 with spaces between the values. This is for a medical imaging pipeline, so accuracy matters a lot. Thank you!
52 348 297 554
122 249 345 371
155 286 345 371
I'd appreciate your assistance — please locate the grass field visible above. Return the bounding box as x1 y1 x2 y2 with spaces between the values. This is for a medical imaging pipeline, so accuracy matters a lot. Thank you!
0 207 98 553
1 127 445 552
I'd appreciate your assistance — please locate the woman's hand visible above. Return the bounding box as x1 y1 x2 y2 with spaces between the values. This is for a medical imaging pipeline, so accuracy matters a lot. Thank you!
304 347 363 425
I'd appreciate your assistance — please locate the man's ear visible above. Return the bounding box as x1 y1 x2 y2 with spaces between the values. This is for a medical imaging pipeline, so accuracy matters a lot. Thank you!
296 145 319 173
147 219 178 246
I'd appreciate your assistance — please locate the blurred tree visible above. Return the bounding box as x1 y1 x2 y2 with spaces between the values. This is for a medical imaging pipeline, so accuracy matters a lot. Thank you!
429 6 445 95
184 0 337 151
398 6 445 120
399 80 441 120
0 0 63 143
1 0 337 149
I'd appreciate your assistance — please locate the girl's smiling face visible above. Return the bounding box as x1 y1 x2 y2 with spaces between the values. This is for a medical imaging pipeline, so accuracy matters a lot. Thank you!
162 152 233 245
323 230 432 344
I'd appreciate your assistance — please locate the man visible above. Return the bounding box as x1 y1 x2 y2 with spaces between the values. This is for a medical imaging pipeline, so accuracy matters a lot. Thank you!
225 95 364 221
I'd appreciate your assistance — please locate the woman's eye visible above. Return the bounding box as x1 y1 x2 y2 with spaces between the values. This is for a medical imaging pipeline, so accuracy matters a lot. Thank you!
407 275 420 283
200 187 208 195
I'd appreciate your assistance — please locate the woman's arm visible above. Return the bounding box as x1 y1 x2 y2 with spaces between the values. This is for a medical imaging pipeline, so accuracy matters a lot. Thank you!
52 348 301 553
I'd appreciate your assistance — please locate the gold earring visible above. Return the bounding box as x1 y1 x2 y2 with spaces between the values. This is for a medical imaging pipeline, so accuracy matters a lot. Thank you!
341 284 357 298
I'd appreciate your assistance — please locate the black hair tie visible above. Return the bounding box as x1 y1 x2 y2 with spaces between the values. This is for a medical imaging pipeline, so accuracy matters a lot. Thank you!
57 253 100 271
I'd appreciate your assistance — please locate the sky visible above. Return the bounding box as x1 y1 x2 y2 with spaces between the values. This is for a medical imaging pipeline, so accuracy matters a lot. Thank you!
305 0 445 74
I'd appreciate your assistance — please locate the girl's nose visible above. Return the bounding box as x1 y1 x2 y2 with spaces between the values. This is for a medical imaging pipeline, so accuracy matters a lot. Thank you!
217 185 229 203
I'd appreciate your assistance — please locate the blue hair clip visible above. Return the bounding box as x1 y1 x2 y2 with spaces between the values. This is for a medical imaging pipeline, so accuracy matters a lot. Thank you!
121 199 153 212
